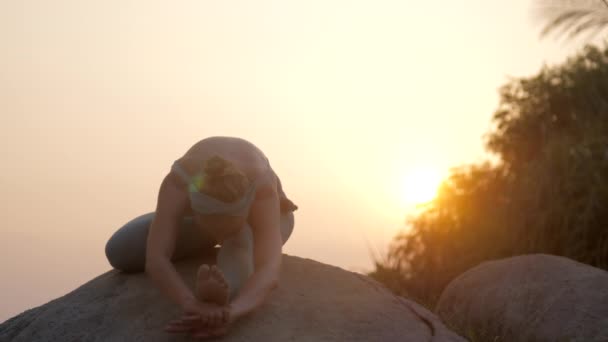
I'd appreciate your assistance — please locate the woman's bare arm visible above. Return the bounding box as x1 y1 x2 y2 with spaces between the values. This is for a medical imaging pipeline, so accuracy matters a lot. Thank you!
229 178 283 318
145 172 197 309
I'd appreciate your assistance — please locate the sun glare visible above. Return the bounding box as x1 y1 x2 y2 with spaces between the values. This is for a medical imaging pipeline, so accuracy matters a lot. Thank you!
401 167 444 205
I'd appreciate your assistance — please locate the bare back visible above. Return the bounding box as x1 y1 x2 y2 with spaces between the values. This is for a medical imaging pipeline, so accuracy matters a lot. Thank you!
180 136 270 180
169 137 277 215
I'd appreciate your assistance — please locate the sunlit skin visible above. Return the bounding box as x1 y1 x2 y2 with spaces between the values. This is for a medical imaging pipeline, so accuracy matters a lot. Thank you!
152 136 289 339
164 215 245 338
401 167 444 205
166 190 291 338
165 262 233 338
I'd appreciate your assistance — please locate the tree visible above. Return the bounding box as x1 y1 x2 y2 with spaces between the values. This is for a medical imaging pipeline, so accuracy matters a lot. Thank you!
370 44 608 306
537 0 608 40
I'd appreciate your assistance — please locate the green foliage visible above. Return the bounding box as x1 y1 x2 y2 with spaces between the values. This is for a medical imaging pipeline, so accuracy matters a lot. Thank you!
370 44 608 306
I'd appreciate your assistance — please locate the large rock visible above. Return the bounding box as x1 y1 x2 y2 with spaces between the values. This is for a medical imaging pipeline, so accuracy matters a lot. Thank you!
436 254 608 342
1 253 464 342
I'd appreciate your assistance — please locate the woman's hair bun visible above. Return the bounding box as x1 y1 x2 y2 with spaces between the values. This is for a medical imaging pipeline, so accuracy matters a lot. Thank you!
203 155 233 177
199 154 251 202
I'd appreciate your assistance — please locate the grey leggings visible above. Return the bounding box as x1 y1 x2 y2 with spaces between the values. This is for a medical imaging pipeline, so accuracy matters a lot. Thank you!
105 211 294 300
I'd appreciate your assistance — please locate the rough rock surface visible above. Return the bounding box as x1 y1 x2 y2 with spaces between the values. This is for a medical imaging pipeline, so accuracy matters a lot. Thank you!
436 253 608 342
1 253 464 342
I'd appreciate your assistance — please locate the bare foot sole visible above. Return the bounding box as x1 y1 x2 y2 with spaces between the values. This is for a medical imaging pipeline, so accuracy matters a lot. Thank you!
195 264 230 305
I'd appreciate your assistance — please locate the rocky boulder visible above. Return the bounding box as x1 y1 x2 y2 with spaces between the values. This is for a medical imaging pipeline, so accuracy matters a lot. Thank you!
1 253 464 342
436 254 608 342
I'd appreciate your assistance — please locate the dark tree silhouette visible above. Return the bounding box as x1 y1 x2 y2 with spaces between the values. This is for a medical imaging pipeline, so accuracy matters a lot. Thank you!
370 44 608 307
536 0 608 40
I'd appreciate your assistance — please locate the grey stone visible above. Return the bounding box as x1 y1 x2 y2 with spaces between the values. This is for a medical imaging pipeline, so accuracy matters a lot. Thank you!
1 254 465 342
436 254 608 342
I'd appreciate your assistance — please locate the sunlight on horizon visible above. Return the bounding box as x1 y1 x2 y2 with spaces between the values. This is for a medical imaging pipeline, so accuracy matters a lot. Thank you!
400 166 445 206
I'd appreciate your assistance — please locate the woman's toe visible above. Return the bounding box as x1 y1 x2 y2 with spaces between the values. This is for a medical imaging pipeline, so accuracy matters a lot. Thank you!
198 264 210 278
210 265 224 279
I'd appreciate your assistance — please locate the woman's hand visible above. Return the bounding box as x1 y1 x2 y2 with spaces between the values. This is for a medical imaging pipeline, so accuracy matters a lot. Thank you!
185 297 229 327
164 298 234 339
170 305 237 339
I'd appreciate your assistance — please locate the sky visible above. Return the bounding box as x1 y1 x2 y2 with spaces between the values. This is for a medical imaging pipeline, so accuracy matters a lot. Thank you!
0 0 600 322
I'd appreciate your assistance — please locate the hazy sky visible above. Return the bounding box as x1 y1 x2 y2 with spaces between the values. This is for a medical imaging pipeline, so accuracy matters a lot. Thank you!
0 0 597 322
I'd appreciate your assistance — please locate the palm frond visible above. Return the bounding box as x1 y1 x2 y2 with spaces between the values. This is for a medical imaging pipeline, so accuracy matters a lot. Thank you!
536 0 608 40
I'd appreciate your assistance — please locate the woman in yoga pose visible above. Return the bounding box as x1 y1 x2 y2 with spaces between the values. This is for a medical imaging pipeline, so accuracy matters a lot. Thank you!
104 136 298 338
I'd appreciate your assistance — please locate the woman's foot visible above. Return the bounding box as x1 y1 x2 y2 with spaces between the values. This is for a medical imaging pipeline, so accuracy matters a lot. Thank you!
195 264 229 305
280 196 298 212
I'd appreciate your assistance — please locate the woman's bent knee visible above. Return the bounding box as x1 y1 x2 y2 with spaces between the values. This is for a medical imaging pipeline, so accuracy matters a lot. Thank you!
105 212 154 273
105 231 146 273
105 236 131 272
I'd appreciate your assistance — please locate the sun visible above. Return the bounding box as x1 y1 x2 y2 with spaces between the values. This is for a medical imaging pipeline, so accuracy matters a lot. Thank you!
400 167 444 205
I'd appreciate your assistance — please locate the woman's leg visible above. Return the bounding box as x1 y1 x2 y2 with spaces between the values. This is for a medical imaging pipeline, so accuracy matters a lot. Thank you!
216 211 295 300
104 212 217 273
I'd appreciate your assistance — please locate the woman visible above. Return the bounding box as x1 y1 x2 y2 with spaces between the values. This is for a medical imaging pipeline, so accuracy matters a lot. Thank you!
104 136 298 338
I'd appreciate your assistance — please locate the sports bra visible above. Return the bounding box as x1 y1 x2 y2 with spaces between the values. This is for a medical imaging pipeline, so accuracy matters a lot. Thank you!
172 158 267 216
170 157 271 193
